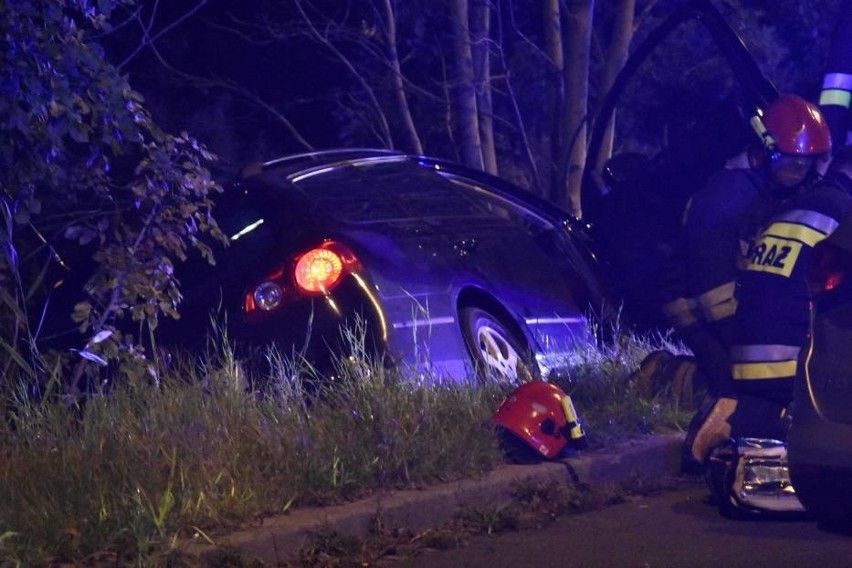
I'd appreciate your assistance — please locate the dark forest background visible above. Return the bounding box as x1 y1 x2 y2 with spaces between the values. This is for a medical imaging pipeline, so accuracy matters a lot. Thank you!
111 0 843 210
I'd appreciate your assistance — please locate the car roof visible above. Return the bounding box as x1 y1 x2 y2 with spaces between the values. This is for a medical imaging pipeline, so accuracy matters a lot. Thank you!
238 148 578 230
240 148 406 180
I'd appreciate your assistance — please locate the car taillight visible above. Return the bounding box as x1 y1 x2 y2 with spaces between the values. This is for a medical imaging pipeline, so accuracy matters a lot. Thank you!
244 242 358 315
295 247 345 293
253 281 284 310
808 241 850 294
245 280 285 313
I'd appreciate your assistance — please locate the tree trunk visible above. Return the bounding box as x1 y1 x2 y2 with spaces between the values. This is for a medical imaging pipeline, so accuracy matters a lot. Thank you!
559 0 593 217
295 0 394 148
382 0 423 154
543 0 564 201
450 0 484 170
596 0 634 171
471 0 496 174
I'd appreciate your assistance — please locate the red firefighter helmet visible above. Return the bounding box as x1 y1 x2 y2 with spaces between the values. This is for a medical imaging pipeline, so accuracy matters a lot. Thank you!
760 94 831 156
491 381 585 461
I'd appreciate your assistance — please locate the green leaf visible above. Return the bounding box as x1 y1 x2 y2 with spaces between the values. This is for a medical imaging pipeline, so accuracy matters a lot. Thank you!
72 301 92 324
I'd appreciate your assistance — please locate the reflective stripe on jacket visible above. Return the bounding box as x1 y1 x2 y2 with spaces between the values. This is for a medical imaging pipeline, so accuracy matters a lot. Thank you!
732 181 852 403
820 5 852 148
680 168 769 327
731 344 801 381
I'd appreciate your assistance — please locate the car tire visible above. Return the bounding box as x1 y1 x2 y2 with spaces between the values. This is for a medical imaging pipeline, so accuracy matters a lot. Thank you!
459 306 539 385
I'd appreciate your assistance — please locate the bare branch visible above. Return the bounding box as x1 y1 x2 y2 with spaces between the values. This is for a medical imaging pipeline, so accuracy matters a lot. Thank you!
635 0 661 31
492 0 540 189
117 0 211 70
505 0 558 67
87 6 144 40
293 0 394 147
438 51 460 162
146 42 317 151
382 0 423 153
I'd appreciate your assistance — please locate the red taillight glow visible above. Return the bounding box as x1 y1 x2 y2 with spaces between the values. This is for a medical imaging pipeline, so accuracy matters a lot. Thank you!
824 272 844 292
244 292 257 313
244 242 356 316
808 241 849 294
295 248 344 293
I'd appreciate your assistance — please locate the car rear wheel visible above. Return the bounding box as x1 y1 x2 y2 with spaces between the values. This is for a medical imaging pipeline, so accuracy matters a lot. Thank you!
459 306 539 385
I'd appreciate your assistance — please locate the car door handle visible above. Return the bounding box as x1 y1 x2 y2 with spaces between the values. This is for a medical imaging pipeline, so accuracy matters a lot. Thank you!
454 238 478 257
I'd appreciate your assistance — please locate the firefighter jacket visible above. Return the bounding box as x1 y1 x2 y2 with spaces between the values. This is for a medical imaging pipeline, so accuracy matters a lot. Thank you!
820 5 852 149
662 165 772 330
732 174 852 404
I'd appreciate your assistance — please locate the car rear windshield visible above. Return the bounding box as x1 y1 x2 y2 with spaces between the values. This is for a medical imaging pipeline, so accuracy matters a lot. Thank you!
214 182 318 248
286 158 508 225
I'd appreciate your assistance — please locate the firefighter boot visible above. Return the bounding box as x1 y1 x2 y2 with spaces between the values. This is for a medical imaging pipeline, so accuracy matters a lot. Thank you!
630 350 675 399
684 397 738 472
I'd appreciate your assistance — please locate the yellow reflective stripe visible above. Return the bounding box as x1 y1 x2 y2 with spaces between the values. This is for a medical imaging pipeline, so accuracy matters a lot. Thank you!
696 282 737 322
819 89 852 108
731 344 801 362
560 395 584 440
733 360 797 380
669 310 698 328
764 221 829 247
777 210 840 236
702 298 737 321
662 297 693 316
823 73 852 91
697 281 736 308
662 297 698 327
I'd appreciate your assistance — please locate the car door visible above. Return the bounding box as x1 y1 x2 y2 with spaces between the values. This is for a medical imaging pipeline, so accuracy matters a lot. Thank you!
581 1 779 328
407 171 594 352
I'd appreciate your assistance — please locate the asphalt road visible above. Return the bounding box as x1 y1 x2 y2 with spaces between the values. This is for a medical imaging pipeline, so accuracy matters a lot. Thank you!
380 478 852 568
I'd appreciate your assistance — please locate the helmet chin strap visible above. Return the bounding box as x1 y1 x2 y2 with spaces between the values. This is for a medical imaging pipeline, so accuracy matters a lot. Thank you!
746 144 767 169
815 153 833 176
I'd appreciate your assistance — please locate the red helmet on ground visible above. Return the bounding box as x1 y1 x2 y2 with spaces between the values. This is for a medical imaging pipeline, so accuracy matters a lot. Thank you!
491 381 585 461
759 94 831 156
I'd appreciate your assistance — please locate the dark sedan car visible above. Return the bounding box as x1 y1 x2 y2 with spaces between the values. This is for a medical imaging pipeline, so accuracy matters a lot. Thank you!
165 0 783 385
788 214 852 530
169 149 621 383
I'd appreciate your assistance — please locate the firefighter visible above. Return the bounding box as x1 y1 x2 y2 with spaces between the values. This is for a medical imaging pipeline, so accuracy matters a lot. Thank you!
690 126 852 468
667 95 832 470
819 5 852 151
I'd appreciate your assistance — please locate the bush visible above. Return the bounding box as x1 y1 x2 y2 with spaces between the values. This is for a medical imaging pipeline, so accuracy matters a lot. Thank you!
0 0 224 397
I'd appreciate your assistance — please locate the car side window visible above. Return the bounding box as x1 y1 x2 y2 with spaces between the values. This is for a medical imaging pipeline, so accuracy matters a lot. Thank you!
291 160 492 224
438 173 601 272
438 174 555 230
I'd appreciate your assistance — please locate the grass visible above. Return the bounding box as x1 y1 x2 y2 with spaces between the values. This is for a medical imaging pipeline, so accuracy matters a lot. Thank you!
550 328 695 447
0 326 694 567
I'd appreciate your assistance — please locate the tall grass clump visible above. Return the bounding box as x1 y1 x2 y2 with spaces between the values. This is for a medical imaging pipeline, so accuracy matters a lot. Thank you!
0 339 504 566
550 323 696 447
0 319 693 565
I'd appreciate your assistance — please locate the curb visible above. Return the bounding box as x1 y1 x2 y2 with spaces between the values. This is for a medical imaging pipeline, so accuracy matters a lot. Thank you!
185 433 685 564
